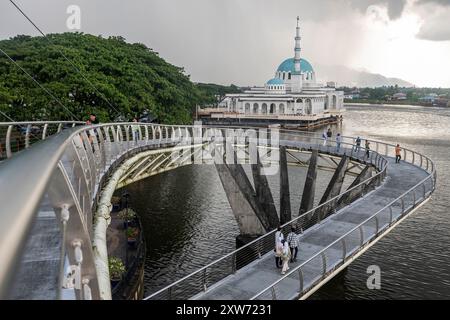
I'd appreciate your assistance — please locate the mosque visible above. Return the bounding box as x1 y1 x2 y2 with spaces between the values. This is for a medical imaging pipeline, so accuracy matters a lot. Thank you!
199 17 345 128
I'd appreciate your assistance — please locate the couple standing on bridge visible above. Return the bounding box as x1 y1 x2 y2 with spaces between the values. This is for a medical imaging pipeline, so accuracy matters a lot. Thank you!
274 227 299 275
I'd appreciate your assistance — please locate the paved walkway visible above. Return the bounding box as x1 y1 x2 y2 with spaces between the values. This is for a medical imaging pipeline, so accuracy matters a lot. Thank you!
195 157 432 300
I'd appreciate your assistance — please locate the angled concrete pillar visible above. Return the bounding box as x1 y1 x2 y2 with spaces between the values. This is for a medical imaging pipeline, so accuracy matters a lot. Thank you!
279 146 291 225
318 155 349 220
299 150 318 215
337 166 373 210
251 154 279 229
215 163 266 236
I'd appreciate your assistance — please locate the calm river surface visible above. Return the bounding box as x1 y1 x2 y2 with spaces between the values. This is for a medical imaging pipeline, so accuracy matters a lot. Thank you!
125 104 450 299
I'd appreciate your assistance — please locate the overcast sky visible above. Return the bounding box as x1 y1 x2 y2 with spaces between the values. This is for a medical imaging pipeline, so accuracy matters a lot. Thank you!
1 0 449 87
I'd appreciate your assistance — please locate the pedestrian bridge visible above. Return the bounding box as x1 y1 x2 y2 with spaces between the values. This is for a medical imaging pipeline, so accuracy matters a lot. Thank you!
0 121 436 300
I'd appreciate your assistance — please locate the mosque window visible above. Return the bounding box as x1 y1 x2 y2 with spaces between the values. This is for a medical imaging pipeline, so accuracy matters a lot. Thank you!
288 73 291 80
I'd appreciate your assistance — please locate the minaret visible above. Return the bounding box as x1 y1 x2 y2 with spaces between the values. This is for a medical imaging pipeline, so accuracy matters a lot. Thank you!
294 16 301 75
291 16 303 93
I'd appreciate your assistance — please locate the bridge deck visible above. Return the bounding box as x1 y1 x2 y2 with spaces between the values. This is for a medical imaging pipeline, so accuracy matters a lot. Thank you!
194 157 431 300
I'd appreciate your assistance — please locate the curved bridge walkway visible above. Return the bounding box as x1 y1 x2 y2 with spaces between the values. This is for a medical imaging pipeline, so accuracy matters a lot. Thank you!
0 122 436 300
195 155 432 300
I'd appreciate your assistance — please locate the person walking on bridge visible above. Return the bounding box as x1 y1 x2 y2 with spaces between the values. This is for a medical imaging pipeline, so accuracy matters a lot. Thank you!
326 128 332 146
365 140 371 159
336 133 342 153
287 227 299 263
395 144 402 163
281 239 291 275
322 130 327 146
131 117 140 144
274 227 284 268
355 136 361 153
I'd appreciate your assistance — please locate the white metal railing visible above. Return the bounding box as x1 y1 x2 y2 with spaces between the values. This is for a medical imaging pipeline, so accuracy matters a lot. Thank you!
0 121 84 159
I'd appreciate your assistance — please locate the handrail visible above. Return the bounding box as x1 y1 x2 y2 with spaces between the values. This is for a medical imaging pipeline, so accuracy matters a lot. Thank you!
250 160 435 299
0 121 84 159
143 135 389 299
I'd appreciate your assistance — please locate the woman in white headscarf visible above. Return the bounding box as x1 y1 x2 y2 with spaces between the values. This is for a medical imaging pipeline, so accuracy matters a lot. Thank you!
274 227 284 268
281 239 291 275
322 131 327 146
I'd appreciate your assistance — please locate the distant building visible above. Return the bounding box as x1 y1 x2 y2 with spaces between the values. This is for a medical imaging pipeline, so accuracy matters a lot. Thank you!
419 93 439 104
392 93 407 100
218 17 344 118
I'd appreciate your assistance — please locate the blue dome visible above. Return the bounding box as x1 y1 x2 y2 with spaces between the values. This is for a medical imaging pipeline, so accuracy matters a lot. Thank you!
266 78 284 85
277 58 314 73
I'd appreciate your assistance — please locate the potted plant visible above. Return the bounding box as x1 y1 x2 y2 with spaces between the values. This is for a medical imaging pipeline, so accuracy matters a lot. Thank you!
109 257 125 289
126 227 139 248
117 208 137 229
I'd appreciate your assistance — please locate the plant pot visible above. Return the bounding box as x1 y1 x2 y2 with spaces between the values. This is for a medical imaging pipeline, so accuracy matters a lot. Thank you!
110 278 121 289
127 238 137 248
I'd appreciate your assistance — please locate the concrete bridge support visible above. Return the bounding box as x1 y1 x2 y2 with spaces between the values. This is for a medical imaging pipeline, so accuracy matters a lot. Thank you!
317 155 349 221
337 166 373 210
279 146 291 225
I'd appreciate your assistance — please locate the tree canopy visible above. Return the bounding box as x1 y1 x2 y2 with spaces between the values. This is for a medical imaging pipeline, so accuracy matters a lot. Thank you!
0 33 238 123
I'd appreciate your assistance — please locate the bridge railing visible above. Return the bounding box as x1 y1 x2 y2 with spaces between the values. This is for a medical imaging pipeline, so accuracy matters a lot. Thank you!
144 135 391 300
0 121 84 160
0 122 198 299
251 151 436 300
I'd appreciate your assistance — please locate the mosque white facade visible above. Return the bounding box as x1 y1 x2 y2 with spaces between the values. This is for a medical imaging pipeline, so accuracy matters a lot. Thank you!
219 17 344 119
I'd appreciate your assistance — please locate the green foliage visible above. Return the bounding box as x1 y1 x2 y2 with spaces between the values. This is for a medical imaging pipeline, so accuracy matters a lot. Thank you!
195 83 242 106
0 33 217 123
117 208 137 221
108 256 125 280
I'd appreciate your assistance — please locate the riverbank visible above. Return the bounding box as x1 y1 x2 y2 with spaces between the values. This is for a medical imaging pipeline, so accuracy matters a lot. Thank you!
345 101 449 108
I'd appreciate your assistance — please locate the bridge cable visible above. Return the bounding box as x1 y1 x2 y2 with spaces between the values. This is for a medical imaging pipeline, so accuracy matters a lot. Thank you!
0 47 79 120
8 0 123 119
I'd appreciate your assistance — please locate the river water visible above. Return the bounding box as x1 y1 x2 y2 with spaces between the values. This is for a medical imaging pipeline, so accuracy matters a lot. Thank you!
125 104 450 299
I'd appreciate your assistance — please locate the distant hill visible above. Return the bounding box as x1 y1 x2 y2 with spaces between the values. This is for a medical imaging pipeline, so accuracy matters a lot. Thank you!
316 65 414 88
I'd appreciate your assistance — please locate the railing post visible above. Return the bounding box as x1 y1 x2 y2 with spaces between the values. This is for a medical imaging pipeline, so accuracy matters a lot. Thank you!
5 125 12 158
389 206 393 225
359 226 364 246
401 198 405 214
298 268 304 293
271 286 277 300
375 216 379 234
423 183 426 199
57 123 63 133
321 252 327 276
25 124 31 149
341 238 346 261
202 268 207 292
168 287 172 300
42 123 48 140
232 253 236 274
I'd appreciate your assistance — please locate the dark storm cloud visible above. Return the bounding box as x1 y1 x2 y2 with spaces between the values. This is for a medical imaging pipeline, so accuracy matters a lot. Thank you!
415 0 450 41
349 0 407 20
416 0 450 5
